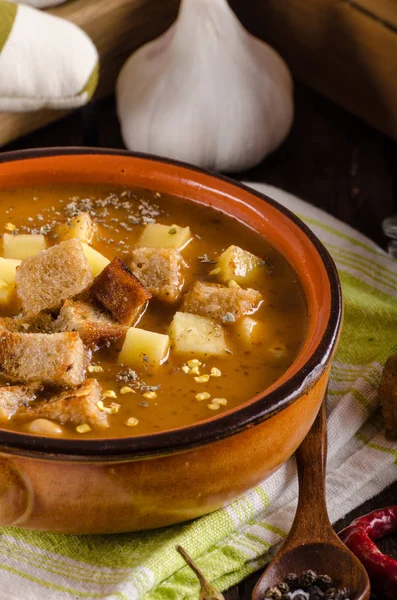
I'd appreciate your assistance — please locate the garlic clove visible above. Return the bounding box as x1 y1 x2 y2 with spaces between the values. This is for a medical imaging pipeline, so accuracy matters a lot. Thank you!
116 0 293 173
176 545 225 600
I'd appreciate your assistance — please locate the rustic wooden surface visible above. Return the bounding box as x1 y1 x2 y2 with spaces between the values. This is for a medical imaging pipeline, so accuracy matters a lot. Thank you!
3 83 397 599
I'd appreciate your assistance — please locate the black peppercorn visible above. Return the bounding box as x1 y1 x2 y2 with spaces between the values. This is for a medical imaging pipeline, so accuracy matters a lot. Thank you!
277 582 289 594
280 595 290 600
285 573 299 589
308 584 324 597
338 588 349 599
317 574 333 590
299 569 317 588
325 589 337 600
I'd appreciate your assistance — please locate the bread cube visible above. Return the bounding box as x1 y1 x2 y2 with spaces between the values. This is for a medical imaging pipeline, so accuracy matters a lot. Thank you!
55 299 128 348
130 248 187 303
90 258 152 325
215 245 265 286
136 223 192 251
82 243 110 277
16 238 93 315
234 317 267 347
3 233 46 260
56 212 96 244
18 379 108 429
182 281 262 323
0 330 87 387
0 313 54 334
118 327 170 369
0 385 37 421
169 312 226 357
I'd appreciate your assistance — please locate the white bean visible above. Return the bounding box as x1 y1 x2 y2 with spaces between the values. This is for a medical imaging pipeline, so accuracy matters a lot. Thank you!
26 419 63 437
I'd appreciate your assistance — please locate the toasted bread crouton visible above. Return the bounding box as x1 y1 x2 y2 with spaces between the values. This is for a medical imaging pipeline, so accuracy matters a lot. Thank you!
378 355 397 439
18 379 108 428
0 313 54 334
90 258 152 325
0 385 37 421
0 331 86 387
182 281 262 322
130 248 187 304
55 299 128 348
15 238 93 316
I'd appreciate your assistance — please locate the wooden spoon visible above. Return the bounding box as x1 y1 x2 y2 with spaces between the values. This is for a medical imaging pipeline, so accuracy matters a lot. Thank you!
252 399 371 600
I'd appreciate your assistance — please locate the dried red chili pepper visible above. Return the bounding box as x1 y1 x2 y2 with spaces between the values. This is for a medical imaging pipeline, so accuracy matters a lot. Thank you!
339 506 397 600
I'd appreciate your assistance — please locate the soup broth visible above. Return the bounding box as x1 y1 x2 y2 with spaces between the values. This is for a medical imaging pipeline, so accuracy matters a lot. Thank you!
0 184 307 438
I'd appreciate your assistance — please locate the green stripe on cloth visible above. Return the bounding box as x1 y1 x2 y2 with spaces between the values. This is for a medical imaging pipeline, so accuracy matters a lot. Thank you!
78 62 99 100
1 183 397 600
0 1 17 53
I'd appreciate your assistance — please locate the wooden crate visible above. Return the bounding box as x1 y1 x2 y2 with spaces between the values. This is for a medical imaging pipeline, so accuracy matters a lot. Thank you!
1 0 397 146
231 0 397 140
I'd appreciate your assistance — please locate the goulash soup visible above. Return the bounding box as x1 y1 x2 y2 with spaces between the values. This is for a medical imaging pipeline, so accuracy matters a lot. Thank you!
0 184 307 438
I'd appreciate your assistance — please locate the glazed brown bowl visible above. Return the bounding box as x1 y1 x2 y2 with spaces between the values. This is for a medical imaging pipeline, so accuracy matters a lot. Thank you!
0 149 342 534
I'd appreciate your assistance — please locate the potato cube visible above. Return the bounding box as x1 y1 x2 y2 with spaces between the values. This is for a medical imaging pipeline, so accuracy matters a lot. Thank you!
136 223 192 251
0 279 15 305
169 312 226 357
0 258 21 285
3 234 46 260
118 327 170 368
235 317 267 347
215 245 265 286
56 213 96 244
82 243 110 277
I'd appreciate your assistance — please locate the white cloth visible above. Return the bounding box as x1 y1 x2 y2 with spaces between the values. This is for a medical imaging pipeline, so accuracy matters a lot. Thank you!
0 0 98 111
14 1 67 7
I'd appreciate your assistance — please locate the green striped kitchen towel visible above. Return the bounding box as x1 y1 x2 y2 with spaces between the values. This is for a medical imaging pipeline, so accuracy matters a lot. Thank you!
1 182 396 599
0 0 98 112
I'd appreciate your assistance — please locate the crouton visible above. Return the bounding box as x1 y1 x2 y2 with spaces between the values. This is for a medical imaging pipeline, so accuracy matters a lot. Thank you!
0 385 37 421
15 238 93 316
17 379 108 428
182 281 263 322
378 355 397 439
130 248 187 304
90 258 152 325
0 313 54 334
55 299 128 348
0 330 86 387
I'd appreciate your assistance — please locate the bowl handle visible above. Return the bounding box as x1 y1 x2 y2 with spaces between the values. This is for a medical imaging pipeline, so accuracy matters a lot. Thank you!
0 456 31 526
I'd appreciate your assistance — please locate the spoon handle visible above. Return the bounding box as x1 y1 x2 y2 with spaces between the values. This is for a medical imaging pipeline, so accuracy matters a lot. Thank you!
285 398 334 546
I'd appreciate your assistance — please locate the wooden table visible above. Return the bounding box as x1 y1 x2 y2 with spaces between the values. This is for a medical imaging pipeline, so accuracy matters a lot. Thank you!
4 83 397 599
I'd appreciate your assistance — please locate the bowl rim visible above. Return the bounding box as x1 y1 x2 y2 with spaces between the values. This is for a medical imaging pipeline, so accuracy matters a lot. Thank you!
0 147 342 461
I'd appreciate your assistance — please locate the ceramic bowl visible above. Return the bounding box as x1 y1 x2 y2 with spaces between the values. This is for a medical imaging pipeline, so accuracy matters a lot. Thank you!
0 149 342 534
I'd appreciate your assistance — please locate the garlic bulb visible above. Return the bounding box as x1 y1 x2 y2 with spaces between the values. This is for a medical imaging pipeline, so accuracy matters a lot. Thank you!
116 0 293 173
